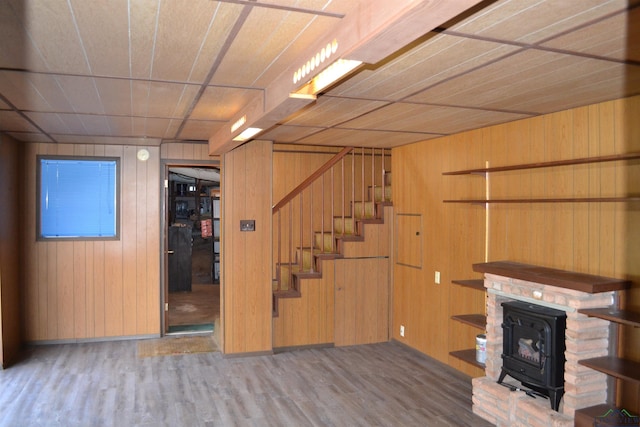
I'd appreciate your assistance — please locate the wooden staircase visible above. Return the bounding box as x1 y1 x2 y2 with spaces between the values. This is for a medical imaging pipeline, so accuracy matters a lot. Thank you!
272 147 392 317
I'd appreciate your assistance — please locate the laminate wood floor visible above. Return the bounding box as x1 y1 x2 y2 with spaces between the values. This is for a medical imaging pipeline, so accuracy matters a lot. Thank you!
0 340 493 427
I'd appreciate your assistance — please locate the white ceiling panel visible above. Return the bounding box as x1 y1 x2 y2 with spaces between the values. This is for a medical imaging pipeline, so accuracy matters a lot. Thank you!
178 119 227 141
191 86 263 120
282 97 388 127
329 33 520 101
0 0 638 148
0 110 40 133
340 103 531 135
69 0 131 78
541 7 640 62
297 128 436 148
406 50 640 114
258 124 326 143
447 0 629 44
19 0 91 74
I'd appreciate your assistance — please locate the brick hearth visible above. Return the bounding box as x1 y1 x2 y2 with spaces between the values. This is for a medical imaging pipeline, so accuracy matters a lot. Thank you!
472 272 615 426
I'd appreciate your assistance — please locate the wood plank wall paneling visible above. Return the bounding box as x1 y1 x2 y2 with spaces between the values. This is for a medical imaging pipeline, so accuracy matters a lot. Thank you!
271 145 392 349
222 140 272 354
22 144 161 341
0 134 23 367
391 95 640 407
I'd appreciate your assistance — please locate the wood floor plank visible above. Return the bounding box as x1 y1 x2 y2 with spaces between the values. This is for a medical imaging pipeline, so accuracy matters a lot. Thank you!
0 341 492 426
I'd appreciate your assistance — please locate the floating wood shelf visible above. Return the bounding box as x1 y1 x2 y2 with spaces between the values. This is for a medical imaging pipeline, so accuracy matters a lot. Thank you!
578 308 640 328
578 356 640 385
450 349 484 369
443 197 640 203
442 152 640 175
472 261 631 294
452 279 485 291
451 314 486 330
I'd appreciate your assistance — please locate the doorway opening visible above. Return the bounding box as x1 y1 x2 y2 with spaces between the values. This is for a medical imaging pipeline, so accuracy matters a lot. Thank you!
166 166 220 335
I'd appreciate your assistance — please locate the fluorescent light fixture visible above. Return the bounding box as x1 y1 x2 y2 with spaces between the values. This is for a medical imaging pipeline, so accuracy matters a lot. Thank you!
231 115 247 133
294 58 362 96
232 127 263 142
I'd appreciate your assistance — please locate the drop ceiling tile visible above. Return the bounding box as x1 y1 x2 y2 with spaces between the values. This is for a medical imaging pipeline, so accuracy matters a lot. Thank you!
283 96 388 127
340 103 531 135
70 0 130 77
258 124 325 143
211 6 339 87
191 86 263 120
186 2 246 84
95 78 134 116
406 50 640 114
329 33 520 101
178 120 226 141
0 1 42 70
0 110 40 133
106 116 134 137
447 0 629 44
18 0 91 74
150 1 244 83
128 117 175 140
542 7 640 62
52 135 159 146
297 128 436 148
55 75 105 115
128 0 159 80
0 71 75 112
131 81 200 119
25 112 75 134
7 132 54 143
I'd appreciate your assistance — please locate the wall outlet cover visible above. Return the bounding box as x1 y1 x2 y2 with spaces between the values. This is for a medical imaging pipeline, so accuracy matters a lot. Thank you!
240 220 255 231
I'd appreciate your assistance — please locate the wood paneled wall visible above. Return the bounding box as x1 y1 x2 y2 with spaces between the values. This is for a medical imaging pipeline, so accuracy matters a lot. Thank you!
22 143 161 341
221 140 272 354
161 141 213 161
391 95 640 407
0 134 23 366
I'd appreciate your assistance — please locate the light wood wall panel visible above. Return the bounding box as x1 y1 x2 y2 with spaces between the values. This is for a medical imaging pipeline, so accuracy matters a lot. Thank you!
272 267 335 349
161 141 214 161
221 140 272 354
22 143 161 341
392 95 640 387
0 134 24 367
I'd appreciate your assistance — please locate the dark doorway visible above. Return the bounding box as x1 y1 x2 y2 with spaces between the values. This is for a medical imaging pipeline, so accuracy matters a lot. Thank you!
166 166 220 334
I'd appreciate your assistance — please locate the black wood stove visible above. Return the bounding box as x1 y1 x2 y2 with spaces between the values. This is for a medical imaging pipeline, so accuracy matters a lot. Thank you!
498 300 567 411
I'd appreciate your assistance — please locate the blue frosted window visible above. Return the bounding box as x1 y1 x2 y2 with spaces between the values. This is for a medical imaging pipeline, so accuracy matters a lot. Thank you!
39 157 119 239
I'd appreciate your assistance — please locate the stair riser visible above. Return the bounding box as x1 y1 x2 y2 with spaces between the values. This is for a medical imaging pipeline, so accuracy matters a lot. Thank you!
314 233 335 252
333 217 356 235
352 201 376 219
370 185 392 203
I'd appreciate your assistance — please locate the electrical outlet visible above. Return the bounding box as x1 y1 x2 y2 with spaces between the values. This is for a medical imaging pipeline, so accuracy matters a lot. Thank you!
400 325 405 337
435 271 441 284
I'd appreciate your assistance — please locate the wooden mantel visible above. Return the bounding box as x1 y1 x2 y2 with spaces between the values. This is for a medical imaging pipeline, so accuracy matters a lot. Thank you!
472 261 632 294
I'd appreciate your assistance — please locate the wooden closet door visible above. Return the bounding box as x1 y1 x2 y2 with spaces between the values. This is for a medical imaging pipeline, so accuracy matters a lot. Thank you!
334 257 389 346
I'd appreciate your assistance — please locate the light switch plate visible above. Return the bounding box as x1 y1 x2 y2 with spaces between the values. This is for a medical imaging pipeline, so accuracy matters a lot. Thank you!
240 220 255 231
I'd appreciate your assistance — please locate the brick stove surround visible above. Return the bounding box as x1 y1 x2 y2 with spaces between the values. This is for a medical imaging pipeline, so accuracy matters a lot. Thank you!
470 262 629 427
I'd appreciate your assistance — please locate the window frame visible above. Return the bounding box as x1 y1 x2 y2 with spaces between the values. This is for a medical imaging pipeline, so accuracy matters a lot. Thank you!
36 155 121 241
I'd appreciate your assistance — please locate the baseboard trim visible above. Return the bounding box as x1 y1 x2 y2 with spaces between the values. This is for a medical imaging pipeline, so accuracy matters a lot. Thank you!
27 334 160 346
273 342 334 354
